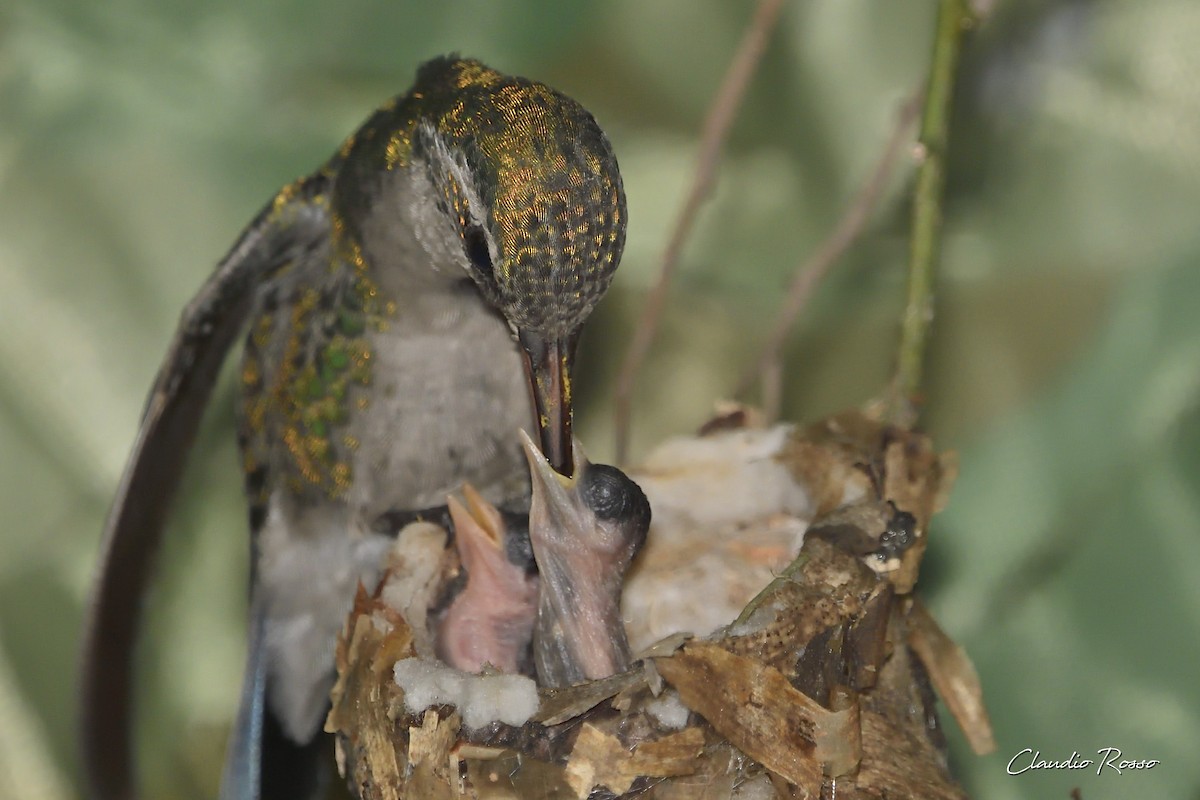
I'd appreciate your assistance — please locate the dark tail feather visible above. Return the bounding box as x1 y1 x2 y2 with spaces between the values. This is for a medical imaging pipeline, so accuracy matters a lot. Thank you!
219 592 267 800
260 705 330 800
220 593 330 800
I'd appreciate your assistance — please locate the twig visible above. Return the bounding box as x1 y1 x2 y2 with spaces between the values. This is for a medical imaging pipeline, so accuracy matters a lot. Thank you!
760 356 782 424
612 0 786 465
886 0 977 425
732 89 923 410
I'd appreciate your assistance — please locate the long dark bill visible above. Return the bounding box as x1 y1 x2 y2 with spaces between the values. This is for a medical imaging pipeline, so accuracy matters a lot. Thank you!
518 329 579 476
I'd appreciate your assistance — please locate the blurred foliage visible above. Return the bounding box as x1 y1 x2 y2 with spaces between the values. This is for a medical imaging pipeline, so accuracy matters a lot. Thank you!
2 0 1198 798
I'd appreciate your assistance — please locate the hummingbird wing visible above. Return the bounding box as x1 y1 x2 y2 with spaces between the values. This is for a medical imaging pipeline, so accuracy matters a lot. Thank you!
79 172 332 800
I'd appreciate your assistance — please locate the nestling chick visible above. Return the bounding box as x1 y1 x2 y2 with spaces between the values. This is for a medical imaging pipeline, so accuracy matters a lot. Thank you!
435 485 539 674
520 431 651 688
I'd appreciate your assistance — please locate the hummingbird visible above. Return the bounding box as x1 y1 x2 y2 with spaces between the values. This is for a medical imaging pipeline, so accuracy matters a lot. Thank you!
79 56 626 800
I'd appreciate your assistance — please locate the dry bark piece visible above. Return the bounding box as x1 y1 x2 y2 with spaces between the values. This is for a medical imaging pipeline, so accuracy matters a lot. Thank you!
407 709 460 800
533 669 645 726
654 642 846 792
696 400 767 435
564 724 704 797
326 582 419 799
779 411 958 595
649 744 750 800
906 598 996 755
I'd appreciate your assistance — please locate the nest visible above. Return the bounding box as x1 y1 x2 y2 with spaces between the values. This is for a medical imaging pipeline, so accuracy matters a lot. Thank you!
325 409 993 799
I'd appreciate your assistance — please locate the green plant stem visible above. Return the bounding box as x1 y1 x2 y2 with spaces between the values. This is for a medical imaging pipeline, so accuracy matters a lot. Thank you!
889 0 975 425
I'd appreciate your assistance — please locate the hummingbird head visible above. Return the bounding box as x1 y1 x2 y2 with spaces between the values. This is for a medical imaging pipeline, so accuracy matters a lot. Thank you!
411 58 626 341
334 57 626 475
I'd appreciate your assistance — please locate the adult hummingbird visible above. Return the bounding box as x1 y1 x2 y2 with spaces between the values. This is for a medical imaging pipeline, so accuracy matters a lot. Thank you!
79 56 626 800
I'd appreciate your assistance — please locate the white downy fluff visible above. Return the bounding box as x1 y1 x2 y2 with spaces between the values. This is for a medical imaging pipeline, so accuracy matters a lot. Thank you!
393 658 539 730
643 690 690 730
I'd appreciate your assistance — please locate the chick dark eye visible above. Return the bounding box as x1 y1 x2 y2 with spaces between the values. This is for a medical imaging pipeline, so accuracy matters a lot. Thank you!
463 225 493 277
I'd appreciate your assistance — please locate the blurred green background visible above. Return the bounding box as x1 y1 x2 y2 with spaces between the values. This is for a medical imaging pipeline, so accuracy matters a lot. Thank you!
2 0 1198 798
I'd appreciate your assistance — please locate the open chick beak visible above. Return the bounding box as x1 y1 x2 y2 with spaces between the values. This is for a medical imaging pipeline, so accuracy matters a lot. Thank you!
447 484 505 568
436 484 538 675
518 330 578 477
519 428 588 539
519 430 648 688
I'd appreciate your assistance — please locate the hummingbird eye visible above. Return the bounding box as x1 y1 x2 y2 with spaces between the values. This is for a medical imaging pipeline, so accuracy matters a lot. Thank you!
463 224 494 279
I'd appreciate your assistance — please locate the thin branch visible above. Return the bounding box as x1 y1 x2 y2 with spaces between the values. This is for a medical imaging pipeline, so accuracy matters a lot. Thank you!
760 355 783 424
612 0 786 465
886 0 977 425
732 89 923 409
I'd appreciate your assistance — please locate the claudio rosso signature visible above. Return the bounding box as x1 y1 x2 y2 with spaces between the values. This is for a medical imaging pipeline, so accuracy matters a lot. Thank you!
1007 748 1160 776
